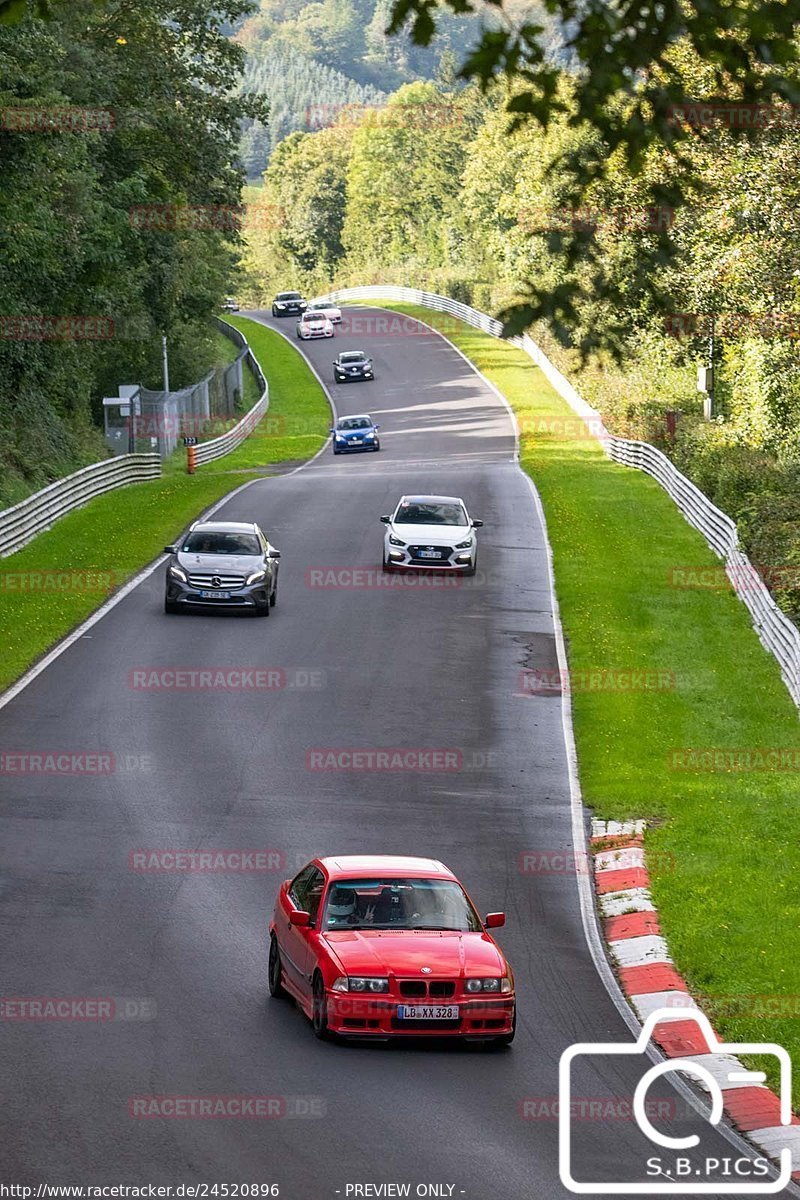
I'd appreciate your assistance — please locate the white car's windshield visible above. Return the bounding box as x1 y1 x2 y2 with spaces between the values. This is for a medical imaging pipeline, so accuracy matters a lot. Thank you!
394 501 468 526
323 877 482 932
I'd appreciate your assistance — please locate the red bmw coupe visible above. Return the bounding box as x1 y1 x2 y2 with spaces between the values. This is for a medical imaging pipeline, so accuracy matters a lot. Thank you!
268 855 515 1044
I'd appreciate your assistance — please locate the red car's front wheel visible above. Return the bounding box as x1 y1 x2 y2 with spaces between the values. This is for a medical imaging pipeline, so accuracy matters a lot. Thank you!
268 934 286 999
312 974 329 1040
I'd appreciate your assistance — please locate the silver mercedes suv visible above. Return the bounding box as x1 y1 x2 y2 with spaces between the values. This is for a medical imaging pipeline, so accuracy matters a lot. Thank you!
163 521 280 616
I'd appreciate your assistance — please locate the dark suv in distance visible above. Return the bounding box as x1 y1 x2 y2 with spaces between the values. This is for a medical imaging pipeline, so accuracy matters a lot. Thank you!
163 521 280 617
272 291 307 317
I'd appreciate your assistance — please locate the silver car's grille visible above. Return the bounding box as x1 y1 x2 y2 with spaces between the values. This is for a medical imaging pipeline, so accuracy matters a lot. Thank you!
187 572 246 590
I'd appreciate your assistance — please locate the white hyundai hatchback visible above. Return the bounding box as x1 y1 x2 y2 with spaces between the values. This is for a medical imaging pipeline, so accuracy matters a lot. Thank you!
381 495 483 574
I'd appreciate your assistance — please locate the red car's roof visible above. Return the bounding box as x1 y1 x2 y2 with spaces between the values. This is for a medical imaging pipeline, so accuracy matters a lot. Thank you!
318 855 455 880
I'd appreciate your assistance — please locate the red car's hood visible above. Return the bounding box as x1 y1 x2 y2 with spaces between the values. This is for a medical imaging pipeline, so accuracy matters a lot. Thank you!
322 929 506 977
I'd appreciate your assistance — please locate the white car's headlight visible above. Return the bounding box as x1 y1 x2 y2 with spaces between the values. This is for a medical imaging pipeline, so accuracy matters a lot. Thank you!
168 565 187 582
388 534 405 547
246 569 267 585
455 538 474 550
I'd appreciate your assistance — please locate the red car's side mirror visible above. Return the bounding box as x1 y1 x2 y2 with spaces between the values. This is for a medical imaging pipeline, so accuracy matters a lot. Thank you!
289 909 310 927
484 912 505 929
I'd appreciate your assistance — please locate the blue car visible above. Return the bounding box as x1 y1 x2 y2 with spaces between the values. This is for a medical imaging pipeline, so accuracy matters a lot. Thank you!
331 414 381 454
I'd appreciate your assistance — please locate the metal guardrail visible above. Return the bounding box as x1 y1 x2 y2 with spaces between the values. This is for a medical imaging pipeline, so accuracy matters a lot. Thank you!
0 454 161 558
189 320 269 470
320 285 800 708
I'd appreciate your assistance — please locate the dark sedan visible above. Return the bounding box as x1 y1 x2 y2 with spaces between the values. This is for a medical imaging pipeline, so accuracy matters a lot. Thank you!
272 291 307 317
333 350 374 383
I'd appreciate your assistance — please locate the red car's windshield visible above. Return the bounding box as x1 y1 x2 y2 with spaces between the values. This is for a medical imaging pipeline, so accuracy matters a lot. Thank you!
322 877 483 932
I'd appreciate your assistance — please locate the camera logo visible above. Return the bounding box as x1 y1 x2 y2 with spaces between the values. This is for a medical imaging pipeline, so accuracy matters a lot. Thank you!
559 1008 793 1193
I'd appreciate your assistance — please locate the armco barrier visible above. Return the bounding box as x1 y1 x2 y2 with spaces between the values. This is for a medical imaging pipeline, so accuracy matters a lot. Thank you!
189 319 268 469
0 454 161 557
317 285 800 708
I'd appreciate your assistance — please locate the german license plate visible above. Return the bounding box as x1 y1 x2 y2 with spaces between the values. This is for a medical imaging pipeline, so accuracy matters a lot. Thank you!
397 1005 459 1020
199 590 231 599
418 551 442 559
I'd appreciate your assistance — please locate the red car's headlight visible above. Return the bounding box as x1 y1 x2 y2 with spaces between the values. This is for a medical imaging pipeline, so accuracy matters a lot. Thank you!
465 977 512 993
347 977 389 993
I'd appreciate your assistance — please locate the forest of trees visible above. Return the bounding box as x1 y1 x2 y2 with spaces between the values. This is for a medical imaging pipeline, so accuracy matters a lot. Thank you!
234 0 562 177
242 68 800 621
0 0 262 507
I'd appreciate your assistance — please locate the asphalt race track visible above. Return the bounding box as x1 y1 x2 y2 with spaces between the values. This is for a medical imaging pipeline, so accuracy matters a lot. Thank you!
0 308 788 1198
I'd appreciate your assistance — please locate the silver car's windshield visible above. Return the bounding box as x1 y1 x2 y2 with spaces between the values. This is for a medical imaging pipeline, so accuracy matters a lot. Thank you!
182 532 261 555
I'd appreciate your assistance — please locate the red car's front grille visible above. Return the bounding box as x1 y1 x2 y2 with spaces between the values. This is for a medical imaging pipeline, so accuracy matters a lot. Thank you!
397 980 457 999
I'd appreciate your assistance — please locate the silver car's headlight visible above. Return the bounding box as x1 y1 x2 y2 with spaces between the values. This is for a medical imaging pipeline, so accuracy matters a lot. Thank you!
455 538 474 550
388 534 405 547
246 569 267 585
168 564 187 582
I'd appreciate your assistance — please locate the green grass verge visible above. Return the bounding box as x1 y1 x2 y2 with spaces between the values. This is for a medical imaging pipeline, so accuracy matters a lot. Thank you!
205 316 329 468
0 316 330 693
212 326 260 411
377 299 800 1099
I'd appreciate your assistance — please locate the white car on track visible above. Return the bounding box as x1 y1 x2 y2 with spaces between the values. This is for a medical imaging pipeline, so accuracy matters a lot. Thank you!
381 494 483 575
308 300 342 324
297 311 335 340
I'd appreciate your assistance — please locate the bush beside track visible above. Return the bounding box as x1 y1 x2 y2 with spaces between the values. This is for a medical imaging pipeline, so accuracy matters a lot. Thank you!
378 300 800 1104
0 318 330 693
